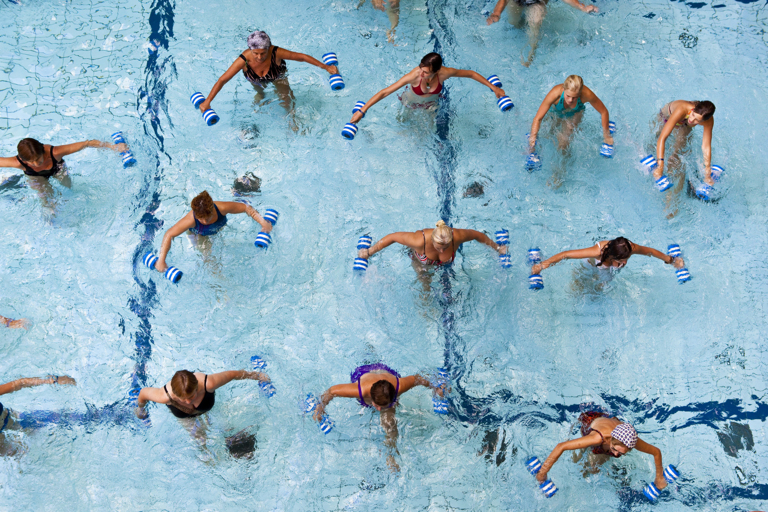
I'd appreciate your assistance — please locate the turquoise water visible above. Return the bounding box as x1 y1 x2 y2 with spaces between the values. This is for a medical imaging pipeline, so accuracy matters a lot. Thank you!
1 0 767 510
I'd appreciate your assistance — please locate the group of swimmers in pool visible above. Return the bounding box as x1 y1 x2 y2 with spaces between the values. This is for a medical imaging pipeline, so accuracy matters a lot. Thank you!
0 23 717 492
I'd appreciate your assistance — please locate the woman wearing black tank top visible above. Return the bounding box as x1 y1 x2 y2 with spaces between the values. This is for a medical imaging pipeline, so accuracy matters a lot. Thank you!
198 31 338 126
0 137 127 181
135 368 270 421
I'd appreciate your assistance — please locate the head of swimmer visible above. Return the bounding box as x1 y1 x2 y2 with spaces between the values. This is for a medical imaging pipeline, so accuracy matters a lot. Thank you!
418 52 443 80
246 30 271 62
600 237 633 268
191 191 217 225
171 370 199 405
17 138 46 167
563 75 584 109
688 100 716 126
431 220 453 254
370 380 397 411
607 438 630 457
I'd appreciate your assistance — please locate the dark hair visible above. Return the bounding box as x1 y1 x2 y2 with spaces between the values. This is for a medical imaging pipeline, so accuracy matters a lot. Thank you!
171 370 199 399
419 53 443 73
693 101 715 121
191 190 216 218
600 237 633 265
17 138 45 162
370 380 396 407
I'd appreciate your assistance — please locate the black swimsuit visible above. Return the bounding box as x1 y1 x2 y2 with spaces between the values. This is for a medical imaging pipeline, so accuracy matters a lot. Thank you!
239 46 287 85
16 146 65 178
164 375 216 418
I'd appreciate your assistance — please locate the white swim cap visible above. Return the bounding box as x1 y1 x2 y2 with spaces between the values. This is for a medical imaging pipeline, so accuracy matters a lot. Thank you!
247 31 271 50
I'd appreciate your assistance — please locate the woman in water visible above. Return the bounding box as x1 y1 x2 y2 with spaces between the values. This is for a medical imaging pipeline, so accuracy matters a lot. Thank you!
358 220 507 273
529 75 612 154
0 373 76 456
359 0 402 43
0 137 127 206
486 0 598 67
535 412 668 492
313 363 444 471
135 368 271 421
654 100 716 187
152 191 273 274
197 31 338 124
349 53 506 123
531 237 685 279
0 314 28 329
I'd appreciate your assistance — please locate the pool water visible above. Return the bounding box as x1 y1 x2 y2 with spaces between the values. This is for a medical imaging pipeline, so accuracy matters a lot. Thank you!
1 0 767 510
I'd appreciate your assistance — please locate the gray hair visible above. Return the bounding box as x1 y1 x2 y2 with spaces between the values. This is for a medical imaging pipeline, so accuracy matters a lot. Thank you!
247 31 271 50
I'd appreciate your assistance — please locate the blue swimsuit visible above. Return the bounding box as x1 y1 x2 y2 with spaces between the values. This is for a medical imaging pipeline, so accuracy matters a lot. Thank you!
551 90 586 118
190 203 228 236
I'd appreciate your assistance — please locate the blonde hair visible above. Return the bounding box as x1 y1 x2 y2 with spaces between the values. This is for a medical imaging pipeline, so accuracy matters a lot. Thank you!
563 75 583 94
431 220 453 246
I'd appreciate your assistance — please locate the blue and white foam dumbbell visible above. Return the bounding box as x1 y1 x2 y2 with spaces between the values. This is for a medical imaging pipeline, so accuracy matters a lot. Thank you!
641 155 672 191
341 123 358 140
695 183 714 201
608 120 616 135
710 164 724 181
111 132 137 167
655 175 672 192
353 235 372 272
641 155 658 171
496 230 511 269
147 39 160 54
328 74 345 91
190 92 220 126
526 153 542 172
352 101 366 117
600 143 614 158
304 393 335 434
527 248 542 266
525 457 558 498
254 209 279 248
128 388 152 426
529 274 544 290
487 75 503 88
643 464 680 501
142 252 183 283
667 244 691 283
322 52 339 66
497 95 514 112
250 355 275 397
431 368 450 415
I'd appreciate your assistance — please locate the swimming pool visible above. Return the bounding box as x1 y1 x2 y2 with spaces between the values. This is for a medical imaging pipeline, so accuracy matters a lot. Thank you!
1 0 766 509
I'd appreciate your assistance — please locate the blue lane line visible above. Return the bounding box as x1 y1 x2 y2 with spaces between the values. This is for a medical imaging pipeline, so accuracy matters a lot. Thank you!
128 0 175 395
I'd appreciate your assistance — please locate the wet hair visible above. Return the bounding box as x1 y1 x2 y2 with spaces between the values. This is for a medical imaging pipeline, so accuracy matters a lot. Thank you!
432 220 453 246
419 53 443 73
191 190 216 219
247 31 271 50
693 100 716 121
17 138 45 162
370 380 396 407
563 75 583 94
232 172 261 195
599 237 633 265
170 370 199 399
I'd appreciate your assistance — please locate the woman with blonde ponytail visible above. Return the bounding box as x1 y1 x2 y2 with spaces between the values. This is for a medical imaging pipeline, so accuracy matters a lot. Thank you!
357 220 507 269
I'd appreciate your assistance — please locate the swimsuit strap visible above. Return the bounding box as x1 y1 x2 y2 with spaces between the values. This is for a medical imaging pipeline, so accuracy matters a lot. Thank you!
356 376 366 407
389 376 400 408
164 384 196 415
203 374 209 392
16 156 34 173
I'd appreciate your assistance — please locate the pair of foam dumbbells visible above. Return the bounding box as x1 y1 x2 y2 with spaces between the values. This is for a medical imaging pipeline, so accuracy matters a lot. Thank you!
641 156 724 199
302 368 450 435
341 75 514 141
142 208 279 284
525 121 616 172
190 52 345 127
525 456 680 501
